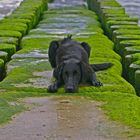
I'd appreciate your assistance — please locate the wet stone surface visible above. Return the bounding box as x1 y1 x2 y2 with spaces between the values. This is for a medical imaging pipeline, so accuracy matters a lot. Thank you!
117 0 140 25
0 0 23 19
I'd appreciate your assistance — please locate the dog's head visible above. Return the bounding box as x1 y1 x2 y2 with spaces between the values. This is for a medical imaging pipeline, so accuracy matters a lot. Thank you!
62 61 81 93
56 60 88 93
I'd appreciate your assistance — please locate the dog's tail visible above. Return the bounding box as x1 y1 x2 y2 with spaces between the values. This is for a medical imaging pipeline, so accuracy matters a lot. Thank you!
90 63 113 72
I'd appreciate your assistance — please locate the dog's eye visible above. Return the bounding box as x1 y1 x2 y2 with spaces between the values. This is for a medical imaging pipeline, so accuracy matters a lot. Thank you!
73 71 77 75
65 71 68 76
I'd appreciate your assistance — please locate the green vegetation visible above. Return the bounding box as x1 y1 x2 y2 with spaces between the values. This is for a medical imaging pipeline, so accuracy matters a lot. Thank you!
0 44 16 59
0 30 22 39
106 17 138 22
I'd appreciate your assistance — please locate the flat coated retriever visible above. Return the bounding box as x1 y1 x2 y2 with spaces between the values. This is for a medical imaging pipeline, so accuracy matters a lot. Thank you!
48 35 112 93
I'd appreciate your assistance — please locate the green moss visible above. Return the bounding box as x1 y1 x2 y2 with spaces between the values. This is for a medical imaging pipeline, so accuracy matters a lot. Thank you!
128 62 140 85
0 30 22 39
83 92 140 129
0 59 51 91
20 37 53 53
0 98 25 124
107 20 137 27
0 23 28 35
90 57 122 75
120 40 140 46
110 25 139 31
99 0 121 7
0 18 32 30
124 46 140 56
106 17 138 22
0 43 16 58
113 29 140 36
102 8 125 15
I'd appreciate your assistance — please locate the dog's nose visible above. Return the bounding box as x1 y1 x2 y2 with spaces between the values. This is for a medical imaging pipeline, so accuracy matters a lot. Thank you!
65 87 74 93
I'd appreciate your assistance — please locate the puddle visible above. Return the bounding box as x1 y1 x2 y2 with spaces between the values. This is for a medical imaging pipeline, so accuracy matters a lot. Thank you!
0 96 138 140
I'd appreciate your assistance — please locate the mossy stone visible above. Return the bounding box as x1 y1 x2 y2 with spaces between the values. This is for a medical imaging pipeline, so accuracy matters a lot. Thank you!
0 37 18 46
0 30 22 39
0 43 16 59
0 51 8 62
129 62 140 85
135 70 140 96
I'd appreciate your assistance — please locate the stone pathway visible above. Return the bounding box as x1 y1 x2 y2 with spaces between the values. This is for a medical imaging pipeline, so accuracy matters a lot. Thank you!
0 96 138 140
0 0 23 19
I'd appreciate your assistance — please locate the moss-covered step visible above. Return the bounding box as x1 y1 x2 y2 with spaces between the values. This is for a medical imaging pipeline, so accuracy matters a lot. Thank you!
0 19 33 31
106 17 138 23
123 53 139 77
124 46 140 56
0 4 134 95
0 0 48 41
0 43 16 59
0 37 19 46
116 39 140 56
87 0 122 14
0 51 8 62
126 61 140 96
87 0 140 96
0 30 22 40
114 35 140 55
5 0 48 28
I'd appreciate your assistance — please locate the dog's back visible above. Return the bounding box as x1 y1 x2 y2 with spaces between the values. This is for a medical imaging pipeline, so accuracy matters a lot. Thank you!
56 37 89 65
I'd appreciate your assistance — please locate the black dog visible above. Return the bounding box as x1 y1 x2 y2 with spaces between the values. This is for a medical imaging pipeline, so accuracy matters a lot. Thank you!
48 35 112 93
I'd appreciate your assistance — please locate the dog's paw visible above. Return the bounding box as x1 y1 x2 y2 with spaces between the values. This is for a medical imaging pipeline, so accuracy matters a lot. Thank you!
92 81 103 87
48 84 58 93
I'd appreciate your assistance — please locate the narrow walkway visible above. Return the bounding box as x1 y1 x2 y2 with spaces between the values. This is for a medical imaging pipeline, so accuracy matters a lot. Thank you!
0 96 137 140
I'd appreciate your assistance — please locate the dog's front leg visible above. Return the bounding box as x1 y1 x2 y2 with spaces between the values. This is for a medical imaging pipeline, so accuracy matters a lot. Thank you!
90 72 103 87
48 80 62 93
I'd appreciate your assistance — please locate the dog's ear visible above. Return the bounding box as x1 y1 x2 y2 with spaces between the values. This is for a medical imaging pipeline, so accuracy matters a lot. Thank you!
53 63 65 81
79 61 88 83
48 40 59 68
80 42 91 58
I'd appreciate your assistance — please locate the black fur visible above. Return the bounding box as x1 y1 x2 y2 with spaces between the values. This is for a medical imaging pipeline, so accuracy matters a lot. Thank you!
48 35 112 93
